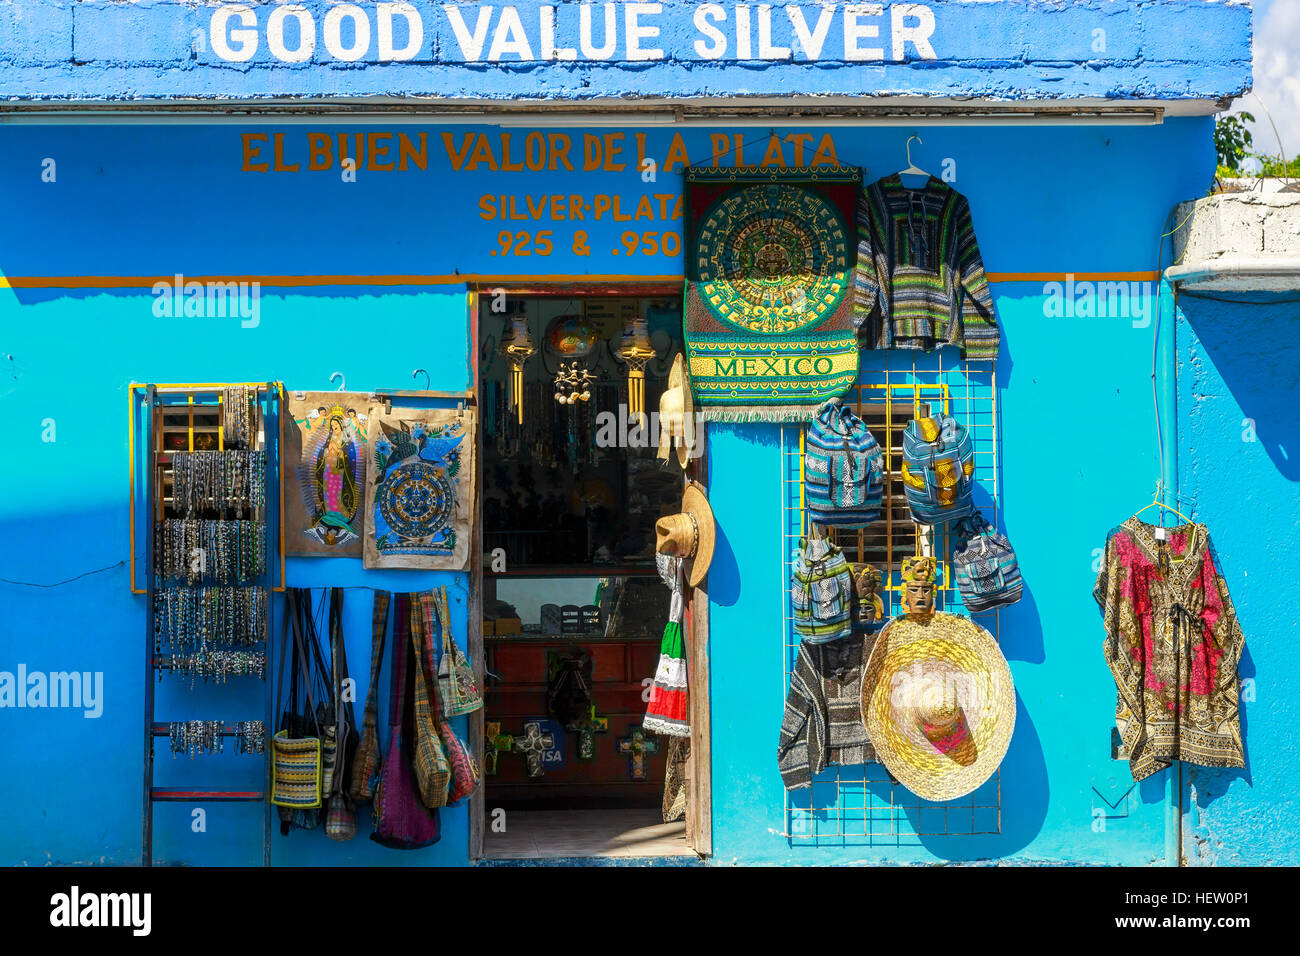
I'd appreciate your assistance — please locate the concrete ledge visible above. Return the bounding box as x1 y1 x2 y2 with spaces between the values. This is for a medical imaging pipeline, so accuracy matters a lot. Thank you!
1172 186 1300 291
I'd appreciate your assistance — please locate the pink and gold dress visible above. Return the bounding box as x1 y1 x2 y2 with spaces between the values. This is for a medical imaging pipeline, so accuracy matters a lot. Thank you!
1094 518 1246 781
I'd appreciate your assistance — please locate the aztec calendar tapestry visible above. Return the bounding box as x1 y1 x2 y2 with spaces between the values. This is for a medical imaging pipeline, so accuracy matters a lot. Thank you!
283 391 370 557
363 404 477 571
683 165 862 421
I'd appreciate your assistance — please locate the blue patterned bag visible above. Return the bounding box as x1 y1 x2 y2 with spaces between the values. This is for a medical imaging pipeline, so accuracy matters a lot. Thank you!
901 412 976 525
791 537 855 645
804 401 884 529
952 515 1023 613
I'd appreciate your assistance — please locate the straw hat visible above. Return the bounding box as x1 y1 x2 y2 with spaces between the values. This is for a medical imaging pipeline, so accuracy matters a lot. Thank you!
654 481 715 588
657 353 697 469
861 612 1015 802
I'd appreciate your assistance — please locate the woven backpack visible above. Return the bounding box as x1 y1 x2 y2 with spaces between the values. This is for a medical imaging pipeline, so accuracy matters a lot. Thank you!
901 412 976 525
804 400 885 529
791 537 854 645
952 515 1023 613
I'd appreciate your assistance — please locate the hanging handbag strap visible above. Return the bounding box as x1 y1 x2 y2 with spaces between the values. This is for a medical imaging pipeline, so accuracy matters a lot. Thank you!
434 587 453 670
428 590 449 686
288 589 322 738
300 590 335 725
362 591 391 734
390 593 410 730
275 591 293 731
330 587 357 732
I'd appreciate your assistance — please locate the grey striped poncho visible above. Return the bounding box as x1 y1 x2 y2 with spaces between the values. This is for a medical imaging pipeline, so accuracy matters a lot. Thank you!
778 634 876 791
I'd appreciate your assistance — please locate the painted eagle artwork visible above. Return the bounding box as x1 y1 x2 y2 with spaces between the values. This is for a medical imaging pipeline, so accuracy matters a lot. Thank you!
297 404 367 548
371 418 466 559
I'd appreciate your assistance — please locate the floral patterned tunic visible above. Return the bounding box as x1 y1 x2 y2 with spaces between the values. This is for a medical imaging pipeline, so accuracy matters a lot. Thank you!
1093 518 1245 782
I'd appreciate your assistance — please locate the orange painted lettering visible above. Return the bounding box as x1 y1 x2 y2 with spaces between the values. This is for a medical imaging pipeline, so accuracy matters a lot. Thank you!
663 133 689 174
242 133 269 173
441 132 475 171
368 133 395 171
398 133 428 171
307 133 332 171
548 134 573 171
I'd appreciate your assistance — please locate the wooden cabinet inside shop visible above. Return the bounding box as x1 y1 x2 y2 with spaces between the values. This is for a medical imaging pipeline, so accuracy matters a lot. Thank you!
484 576 669 809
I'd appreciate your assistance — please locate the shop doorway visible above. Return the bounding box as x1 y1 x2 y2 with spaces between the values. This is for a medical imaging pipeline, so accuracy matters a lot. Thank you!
468 285 709 861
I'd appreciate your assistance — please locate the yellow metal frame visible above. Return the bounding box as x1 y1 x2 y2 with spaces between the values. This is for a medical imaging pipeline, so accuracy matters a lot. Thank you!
128 381 287 594
781 356 1001 843
794 382 952 593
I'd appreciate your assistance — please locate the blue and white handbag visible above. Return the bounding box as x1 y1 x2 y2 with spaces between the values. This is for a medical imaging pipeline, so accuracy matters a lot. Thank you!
901 412 976 525
804 400 885 529
951 515 1023 613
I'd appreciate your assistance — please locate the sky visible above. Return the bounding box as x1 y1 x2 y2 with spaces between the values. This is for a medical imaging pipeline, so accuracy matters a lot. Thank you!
1244 0 1300 163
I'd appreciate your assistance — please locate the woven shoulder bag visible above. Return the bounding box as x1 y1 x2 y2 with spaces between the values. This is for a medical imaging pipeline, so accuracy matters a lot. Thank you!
271 592 323 812
348 591 390 804
411 592 451 809
436 587 483 718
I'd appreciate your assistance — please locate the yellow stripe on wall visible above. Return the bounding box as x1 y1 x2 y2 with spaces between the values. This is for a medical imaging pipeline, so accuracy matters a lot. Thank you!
0 271 1160 290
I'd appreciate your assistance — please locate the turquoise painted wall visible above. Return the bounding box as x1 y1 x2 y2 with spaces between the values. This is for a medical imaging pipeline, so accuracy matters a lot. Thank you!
1175 292 1300 866
1 284 474 865
3 117 1278 866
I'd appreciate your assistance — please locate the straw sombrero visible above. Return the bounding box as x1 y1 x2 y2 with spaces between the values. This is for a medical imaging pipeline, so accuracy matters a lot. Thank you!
654 481 715 588
657 353 696 469
861 612 1015 802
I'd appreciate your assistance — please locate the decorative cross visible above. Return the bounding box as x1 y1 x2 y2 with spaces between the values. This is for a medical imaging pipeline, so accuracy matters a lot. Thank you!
616 725 661 781
484 722 514 776
566 704 609 762
514 720 558 778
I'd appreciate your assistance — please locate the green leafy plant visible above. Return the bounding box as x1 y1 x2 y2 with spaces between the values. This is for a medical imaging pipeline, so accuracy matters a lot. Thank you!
1257 154 1300 178
1215 112 1255 174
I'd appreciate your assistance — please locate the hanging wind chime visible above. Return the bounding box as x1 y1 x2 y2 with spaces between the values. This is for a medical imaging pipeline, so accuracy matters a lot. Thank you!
498 304 536 425
616 309 657 421
554 362 595 405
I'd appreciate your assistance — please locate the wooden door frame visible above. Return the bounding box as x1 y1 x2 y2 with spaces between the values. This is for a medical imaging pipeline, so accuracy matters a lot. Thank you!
465 282 712 861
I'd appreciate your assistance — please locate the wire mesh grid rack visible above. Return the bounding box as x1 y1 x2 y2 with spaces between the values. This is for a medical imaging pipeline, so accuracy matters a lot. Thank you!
780 349 1003 844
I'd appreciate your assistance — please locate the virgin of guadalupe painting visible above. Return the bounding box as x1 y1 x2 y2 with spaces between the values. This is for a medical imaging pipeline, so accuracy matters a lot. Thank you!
363 404 477 570
283 391 370 557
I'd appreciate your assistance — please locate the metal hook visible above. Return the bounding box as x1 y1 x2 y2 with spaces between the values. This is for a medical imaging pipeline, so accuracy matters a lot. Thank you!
412 368 430 390
329 371 346 391
906 134 923 168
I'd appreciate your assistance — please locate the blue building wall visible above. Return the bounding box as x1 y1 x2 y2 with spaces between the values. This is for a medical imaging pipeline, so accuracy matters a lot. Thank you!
1175 292 1300 866
3 116 1292 866
0 0 1253 104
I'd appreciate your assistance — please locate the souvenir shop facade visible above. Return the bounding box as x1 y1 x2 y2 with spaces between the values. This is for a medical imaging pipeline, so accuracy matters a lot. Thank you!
3 0 1295 867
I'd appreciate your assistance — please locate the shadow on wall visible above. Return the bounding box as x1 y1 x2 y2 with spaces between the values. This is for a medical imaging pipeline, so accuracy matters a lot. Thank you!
1180 291 1300 482
915 693 1049 861
986 579 1045 666
703 423 784 610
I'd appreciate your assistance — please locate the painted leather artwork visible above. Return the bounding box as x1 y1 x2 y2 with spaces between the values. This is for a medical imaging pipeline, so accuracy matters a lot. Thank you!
283 391 370 557
363 405 477 570
1094 519 1246 782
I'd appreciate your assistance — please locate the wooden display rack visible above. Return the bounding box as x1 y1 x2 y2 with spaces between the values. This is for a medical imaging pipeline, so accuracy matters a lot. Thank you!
129 382 284 867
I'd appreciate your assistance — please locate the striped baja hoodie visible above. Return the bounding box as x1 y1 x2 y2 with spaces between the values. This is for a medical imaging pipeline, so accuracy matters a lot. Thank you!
853 175 1000 362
